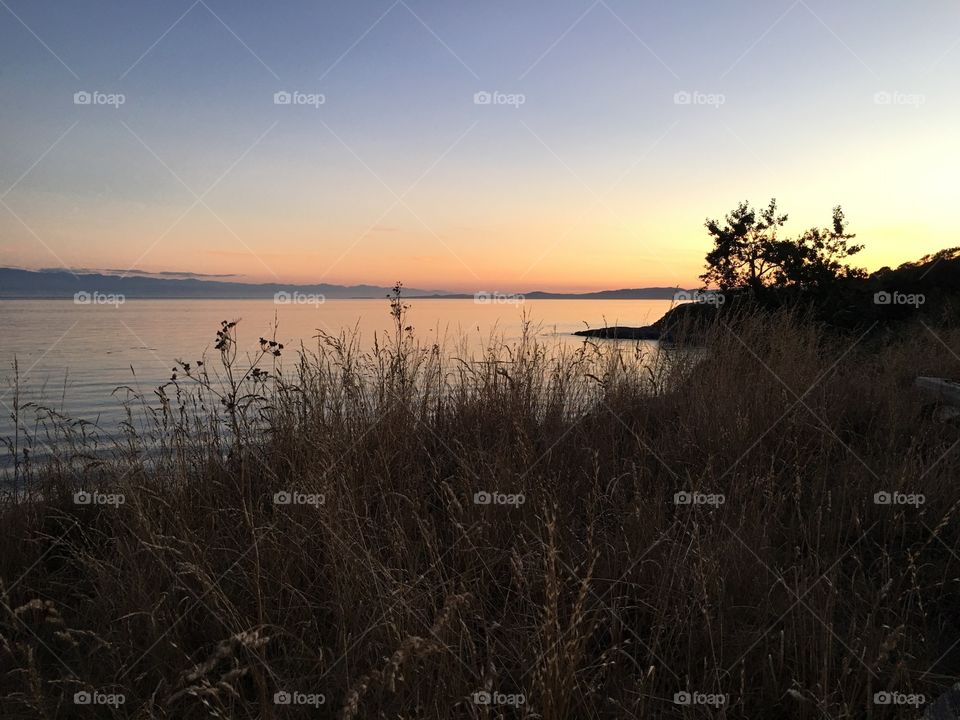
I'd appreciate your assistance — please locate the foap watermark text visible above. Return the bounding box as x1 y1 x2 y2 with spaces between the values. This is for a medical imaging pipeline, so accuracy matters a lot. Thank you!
274 490 325 507
472 690 525 707
874 91 925 108
474 91 525 107
74 690 125 707
674 690 727 707
275 290 325 306
674 90 725 108
75 291 125 307
873 691 925 707
274 90 325 108
874 291 924 308
74 490 125 507
674 491 725 507
74 90 125 108
273 690 325 706
674 289 725 306
474 491 525 507
874 491 924 507
475 291 524 305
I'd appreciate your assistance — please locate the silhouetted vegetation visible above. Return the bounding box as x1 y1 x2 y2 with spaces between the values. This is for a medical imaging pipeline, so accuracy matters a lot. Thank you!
3 293 960 717
701 199 865 295
650 202 960 335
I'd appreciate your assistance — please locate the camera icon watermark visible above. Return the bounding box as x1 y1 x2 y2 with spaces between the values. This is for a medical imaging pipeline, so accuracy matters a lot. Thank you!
274 290 325 306
273 490 325 507
73 690 125 707
673 90 725 108
273 90 325 108
674 491 725 507
473 90 526 108
474 291 525 305
873 91 925 108
74 490 125 507
673 690 727 707
873 691 925 707
471 690 526 707
873 291 924 308
873 491 925 507
74 90 125 108
74 290 125 307
473 491 525 507
273 690 326 706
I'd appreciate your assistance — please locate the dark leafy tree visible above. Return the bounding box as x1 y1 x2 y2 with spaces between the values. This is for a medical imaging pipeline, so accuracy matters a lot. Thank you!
700 199 788 293
701 200 865 293
774 206 865 288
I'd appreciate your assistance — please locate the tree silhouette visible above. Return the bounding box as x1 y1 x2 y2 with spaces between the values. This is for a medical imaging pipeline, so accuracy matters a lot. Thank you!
701 199 864 293
700 199 788 293
783 206 865 288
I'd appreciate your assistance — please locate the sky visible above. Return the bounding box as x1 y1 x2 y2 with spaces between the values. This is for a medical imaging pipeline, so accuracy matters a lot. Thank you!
1 0 958 293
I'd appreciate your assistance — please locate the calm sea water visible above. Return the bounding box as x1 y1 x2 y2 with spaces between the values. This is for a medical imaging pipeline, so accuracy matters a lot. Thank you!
0 298 672 444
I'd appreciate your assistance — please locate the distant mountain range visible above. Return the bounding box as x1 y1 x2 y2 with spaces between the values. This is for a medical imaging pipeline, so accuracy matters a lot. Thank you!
0 268 444 299
423 288 690 300
0 268 689 300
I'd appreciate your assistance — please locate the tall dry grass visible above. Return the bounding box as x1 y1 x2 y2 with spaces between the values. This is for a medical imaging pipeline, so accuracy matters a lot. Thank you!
2 304 960 719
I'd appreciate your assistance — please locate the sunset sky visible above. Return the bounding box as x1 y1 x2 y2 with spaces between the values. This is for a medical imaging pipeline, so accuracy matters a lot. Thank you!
1 0 958 292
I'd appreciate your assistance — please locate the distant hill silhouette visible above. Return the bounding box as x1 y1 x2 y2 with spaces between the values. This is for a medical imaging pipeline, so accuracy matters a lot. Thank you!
0 268 446 299
0 268 690 301
427 288 691 300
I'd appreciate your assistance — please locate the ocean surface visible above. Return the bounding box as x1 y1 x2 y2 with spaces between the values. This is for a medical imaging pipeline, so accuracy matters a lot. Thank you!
0 298 673 446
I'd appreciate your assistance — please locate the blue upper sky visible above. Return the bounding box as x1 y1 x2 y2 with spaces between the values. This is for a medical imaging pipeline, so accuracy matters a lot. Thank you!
2 0 958 290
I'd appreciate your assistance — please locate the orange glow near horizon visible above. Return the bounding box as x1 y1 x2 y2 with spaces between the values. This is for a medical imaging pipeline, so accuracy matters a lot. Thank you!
3 207 950 293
